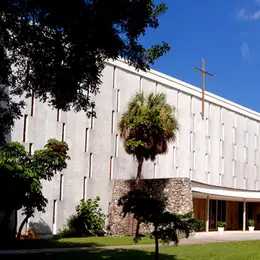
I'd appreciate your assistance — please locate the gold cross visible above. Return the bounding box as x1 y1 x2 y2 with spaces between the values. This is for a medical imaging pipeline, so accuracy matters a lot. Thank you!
193 58 213 119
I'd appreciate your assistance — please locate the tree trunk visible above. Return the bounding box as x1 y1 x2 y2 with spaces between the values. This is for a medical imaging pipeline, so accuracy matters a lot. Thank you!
136 156 144 187
135 220 141 239
154 224 159 260
17 215 30 240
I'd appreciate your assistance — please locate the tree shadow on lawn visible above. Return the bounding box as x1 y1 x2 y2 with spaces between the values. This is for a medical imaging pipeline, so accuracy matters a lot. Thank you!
16 238 106 249
2 249 179 260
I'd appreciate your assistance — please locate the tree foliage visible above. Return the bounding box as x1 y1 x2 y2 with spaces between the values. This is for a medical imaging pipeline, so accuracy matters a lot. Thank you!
0 139 70 245
58 197 106 238
118 92 178 184
0 0 170 117
118 190 196 260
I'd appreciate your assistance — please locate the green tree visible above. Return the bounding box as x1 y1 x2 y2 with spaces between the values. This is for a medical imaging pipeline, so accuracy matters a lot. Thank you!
58 197 106 238
0 1 170 144
0 139 70 247
118 92 178 186
118 190 196 260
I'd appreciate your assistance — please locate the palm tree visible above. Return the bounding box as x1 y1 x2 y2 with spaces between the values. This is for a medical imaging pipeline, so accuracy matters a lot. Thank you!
118 91 178 187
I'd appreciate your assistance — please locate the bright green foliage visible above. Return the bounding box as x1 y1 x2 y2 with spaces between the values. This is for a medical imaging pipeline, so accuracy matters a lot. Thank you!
118 190 196 260
58 197 107 238
218 221 226 228
248 219 255 227
118 92 178 184
193 218 205 231
0 139 70 244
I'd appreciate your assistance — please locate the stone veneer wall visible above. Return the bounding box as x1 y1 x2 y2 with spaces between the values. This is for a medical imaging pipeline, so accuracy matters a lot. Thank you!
108 178 193 236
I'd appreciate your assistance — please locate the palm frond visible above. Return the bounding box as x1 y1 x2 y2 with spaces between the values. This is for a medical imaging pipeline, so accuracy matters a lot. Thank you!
118 91 178 160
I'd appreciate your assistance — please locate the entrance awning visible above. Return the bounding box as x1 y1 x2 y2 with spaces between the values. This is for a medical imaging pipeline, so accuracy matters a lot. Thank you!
192 181 260 201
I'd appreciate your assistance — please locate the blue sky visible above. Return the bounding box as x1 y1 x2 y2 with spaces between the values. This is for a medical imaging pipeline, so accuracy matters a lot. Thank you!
141 0 260 112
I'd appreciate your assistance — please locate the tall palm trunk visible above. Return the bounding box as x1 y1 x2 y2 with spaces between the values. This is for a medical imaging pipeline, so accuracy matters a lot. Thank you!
136 156 144 187
133 156 144 238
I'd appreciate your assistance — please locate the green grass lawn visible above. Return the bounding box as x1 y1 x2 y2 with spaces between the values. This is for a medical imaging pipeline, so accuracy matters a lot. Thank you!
7 240 260 260
17 236 155 249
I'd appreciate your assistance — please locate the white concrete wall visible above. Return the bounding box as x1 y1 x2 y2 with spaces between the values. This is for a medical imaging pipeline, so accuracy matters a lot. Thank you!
12 59 260 233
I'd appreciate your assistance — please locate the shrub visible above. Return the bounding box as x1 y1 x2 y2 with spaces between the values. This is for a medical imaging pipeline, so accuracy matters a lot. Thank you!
193 218 205 231
218 221 226 228
248 219 255 227
58 197 106 238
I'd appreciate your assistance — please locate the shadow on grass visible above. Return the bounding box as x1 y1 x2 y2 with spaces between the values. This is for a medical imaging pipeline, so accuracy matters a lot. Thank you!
15 239 106 249
1 249 179 260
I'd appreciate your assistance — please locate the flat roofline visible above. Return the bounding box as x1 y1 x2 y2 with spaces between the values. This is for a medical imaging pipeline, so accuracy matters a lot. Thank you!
105 59 260 122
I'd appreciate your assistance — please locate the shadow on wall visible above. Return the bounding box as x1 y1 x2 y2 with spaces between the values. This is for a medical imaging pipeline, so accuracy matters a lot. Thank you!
29 218 52 235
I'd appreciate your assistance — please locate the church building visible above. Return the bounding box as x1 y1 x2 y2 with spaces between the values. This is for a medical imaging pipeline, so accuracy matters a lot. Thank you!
12 59 260 234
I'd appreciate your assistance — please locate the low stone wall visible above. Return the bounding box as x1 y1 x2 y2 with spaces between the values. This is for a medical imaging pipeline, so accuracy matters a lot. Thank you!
108 178 193 236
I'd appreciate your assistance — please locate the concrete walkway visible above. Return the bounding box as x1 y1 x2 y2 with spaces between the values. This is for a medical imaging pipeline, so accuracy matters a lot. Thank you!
1 231 260 255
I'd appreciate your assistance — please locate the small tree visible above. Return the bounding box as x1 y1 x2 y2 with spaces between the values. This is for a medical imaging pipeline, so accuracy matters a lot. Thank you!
58 197 106 238
118 190 196 260
0 139 70 246
118 92 178 186
118 92 178 237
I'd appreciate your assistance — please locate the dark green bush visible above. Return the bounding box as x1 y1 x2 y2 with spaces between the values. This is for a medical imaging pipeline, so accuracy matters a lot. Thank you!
58 197 106 238
193 218 205 231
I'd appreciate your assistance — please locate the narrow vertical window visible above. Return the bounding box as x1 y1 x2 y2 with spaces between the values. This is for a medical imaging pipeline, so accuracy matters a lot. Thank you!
62 123 66 141
220 140 223 157
91 108 95 129
245 131 249 147
89 153 93 177
205 153 208 172
84 128 89 152
30 91 35 116
109 156 114 180
190 131 193 151
193 151 196 170
29 143 33 155
222 123 225 140
59 174 64 200
244 146 247 162
221 157 225 175
208 136 211 155
189 169 193 179
57 109 60 122
177 91 180 110
116 89 120 112
155 82 158 94
206 118 209 136
83 176 87 200
52 200 57 224
23 115 28 142
192 114 196 133
115 134 119 157
113 66 116 89
208 103 211 119
173 146 176 166
190 96 193 114
154 163 157 177
232 160 235 177
111 110 115 133
139 77 142 92
244 177 247 189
